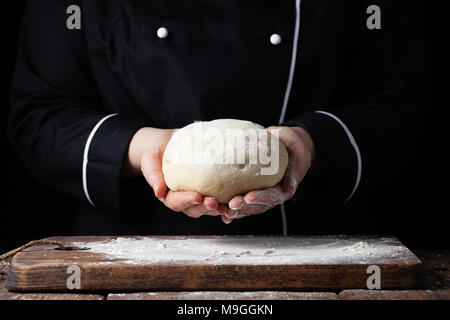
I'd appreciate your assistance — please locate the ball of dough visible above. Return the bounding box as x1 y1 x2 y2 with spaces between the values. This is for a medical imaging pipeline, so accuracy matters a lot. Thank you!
162 119 289 203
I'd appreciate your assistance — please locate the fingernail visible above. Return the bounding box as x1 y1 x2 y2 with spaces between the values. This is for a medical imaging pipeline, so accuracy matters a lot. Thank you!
230 203 244 210
244 199 254 205
224 212 235 218
244 195 257 204
227 210 241 219
222 215 233 224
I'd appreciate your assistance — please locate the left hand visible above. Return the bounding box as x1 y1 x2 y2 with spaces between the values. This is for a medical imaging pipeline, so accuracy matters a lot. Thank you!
221 126 315 224
128 127 227 219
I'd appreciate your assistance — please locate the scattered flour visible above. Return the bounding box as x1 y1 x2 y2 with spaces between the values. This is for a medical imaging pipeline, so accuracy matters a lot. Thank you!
70 236 417 266
235 250 251 257
158 242 167 249
341 241 374 252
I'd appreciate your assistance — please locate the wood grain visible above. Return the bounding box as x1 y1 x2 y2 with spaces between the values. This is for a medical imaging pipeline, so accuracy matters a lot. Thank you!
434 289 450 300
5 236 422 292
339 289 441 300
415 250 450 290
107 291 339 300
0 280 103 300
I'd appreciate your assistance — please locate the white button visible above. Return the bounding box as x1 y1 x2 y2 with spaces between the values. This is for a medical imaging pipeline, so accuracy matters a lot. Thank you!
157 27 169 39
270 34 282 45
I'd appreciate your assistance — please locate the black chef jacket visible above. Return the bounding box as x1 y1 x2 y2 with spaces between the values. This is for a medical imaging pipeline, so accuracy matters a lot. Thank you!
8 0 425 236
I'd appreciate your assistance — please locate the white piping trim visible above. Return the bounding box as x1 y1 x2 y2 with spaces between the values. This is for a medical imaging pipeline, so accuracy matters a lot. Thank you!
279 0 302 125
279 0 302 236
315 111 362 204
82 113 119 207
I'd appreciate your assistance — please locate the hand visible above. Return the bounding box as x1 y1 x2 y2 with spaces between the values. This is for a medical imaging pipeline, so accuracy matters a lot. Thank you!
124 127 227 218
221 126 315 224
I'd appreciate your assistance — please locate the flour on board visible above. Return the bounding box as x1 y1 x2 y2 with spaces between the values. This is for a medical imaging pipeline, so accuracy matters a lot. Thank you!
70 236 414 266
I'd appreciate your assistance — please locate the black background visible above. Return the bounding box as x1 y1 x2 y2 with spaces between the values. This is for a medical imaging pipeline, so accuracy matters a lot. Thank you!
1 1 448 253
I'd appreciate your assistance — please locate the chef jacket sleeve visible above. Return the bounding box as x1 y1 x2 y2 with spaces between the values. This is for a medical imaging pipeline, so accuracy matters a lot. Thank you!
282 0 426 208
8 0 148 210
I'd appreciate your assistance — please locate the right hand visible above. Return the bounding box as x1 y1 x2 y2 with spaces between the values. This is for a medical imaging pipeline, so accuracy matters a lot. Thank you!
124 127 227 218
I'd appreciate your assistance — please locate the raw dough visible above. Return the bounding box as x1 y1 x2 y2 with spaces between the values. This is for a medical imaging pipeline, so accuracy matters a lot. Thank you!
162 119 289 203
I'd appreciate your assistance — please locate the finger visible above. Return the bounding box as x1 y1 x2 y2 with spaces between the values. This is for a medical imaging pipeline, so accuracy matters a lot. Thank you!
141 147 167 198
281 147 308 197
224 207 265 220
281 156 299 196
232 203 272 216
216 204 228 214
224 207 239 219
183 205 222 219
267 126 299 152
203 197 219 211
267 127 308 196
229 196 246 211
221 215 233 224
231 211 254 220
224 187 286 217
162 190 203 212
244 185 286 206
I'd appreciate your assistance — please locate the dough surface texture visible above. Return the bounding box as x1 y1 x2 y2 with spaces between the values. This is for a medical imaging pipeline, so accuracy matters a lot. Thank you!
162 119 289 203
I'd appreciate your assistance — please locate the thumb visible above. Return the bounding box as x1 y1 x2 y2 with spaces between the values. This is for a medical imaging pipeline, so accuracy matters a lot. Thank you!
141 147 168 199
268 127 308 195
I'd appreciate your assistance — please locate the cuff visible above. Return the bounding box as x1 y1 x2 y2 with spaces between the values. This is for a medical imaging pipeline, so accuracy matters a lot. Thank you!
283 111 362 206
83 114 149 210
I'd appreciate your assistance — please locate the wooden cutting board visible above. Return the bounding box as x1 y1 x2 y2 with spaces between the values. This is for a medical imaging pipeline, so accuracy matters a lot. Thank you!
6 236 422 292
